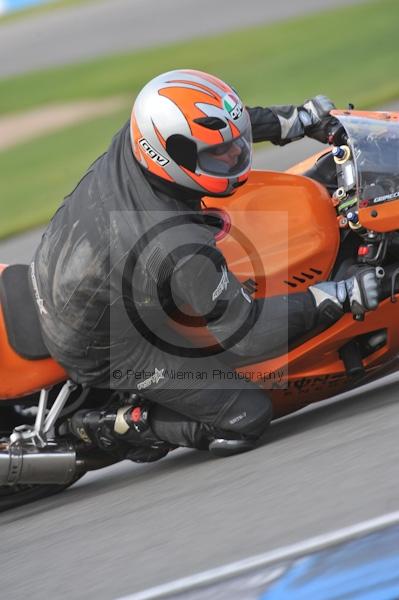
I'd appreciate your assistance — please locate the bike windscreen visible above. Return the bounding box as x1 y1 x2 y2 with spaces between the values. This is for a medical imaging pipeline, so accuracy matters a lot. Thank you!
337 112 399 206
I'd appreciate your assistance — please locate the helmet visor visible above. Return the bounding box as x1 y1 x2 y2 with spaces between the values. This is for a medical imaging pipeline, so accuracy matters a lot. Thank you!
197 127 252 177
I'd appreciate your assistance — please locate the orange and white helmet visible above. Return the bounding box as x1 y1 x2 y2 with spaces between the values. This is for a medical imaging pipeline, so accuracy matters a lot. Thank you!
130 69 252 197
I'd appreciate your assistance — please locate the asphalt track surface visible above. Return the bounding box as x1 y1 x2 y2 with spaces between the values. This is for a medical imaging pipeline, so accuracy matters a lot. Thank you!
1 375 398 600
0 0 366 78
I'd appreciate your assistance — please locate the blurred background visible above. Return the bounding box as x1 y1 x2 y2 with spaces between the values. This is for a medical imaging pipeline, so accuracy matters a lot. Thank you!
1 2 399 599
1 0 398 240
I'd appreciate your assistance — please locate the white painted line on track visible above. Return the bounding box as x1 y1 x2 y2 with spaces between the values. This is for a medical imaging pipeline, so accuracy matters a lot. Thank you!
117 510 399 600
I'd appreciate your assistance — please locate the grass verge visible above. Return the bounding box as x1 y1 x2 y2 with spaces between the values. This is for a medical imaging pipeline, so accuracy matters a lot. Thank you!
1 0 398 115
1 0 398 239
0 109 127 238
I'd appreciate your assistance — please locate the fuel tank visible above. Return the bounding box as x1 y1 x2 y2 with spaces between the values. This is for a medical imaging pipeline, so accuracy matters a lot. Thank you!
207 170 340 296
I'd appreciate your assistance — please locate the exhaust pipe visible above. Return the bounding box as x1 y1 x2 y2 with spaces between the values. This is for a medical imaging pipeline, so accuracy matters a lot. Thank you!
0 441 77 486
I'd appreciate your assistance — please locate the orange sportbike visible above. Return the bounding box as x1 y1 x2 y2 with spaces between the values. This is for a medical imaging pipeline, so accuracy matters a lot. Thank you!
1 110 398 508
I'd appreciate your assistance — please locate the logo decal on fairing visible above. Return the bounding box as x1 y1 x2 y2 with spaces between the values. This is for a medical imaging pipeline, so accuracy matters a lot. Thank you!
139 138 169 167
371 191 399 204
137 367 165 390
222 94 243 121
212 265 229 301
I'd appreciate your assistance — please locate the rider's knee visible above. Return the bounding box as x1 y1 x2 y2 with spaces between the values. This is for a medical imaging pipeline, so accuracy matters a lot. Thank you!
216 387 273 439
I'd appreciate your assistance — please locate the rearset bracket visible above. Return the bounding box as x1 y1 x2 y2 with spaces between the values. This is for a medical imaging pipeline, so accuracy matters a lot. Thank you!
9 380 77 449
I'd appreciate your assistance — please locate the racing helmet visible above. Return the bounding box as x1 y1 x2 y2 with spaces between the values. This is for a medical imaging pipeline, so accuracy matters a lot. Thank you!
130 69 252 196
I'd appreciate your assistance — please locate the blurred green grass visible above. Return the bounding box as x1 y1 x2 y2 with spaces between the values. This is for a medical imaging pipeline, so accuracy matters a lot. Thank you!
1 0 397 114
1 0 398 238
0 109 128 238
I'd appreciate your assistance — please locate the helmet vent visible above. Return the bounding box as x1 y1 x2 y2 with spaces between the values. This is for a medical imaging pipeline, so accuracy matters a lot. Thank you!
194 117 227 130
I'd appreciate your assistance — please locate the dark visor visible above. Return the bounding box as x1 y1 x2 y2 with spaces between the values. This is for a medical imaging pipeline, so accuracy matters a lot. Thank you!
197 128 252 176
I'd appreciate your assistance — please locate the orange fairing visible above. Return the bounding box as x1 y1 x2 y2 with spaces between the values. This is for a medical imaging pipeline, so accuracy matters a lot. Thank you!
0 264 66 399
243 296 399 418
173 170 339 355
211 170 399 417
286 149 331 176
212 169 339 295
331 109 399 122
202 170 399 417
359 200 399 233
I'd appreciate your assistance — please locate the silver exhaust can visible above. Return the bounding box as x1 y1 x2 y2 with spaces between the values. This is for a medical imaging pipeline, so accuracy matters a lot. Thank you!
0 441 77 486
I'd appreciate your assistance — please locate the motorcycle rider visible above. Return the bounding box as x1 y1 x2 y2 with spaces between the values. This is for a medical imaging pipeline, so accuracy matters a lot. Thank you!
32 69 380 461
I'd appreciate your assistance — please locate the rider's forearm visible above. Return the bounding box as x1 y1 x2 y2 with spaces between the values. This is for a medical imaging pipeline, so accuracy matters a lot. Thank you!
172 250 319 359
247 106 284 144
247 105 304 146
207 291 317 358
248 96 336 146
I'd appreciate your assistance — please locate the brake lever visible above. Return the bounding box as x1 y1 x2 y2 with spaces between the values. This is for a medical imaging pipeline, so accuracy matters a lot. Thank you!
327 103 354 146
328 124 348 146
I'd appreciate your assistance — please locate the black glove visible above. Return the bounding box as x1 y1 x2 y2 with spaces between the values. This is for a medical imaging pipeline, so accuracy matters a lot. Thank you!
298 95 338 143
309 267 383 324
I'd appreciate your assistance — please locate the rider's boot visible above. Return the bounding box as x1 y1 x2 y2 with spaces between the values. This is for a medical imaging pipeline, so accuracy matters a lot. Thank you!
207 436 257 457
186 422 261 458
69 397 174 463
149 389 273 458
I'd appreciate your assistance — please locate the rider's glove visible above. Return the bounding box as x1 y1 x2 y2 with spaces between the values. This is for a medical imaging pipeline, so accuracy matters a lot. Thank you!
298 95 338 143
344 267 382 319
269 95 337 145
308 267 382 325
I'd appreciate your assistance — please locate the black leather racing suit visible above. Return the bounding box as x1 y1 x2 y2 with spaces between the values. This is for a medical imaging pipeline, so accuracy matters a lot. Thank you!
32 107 320 448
